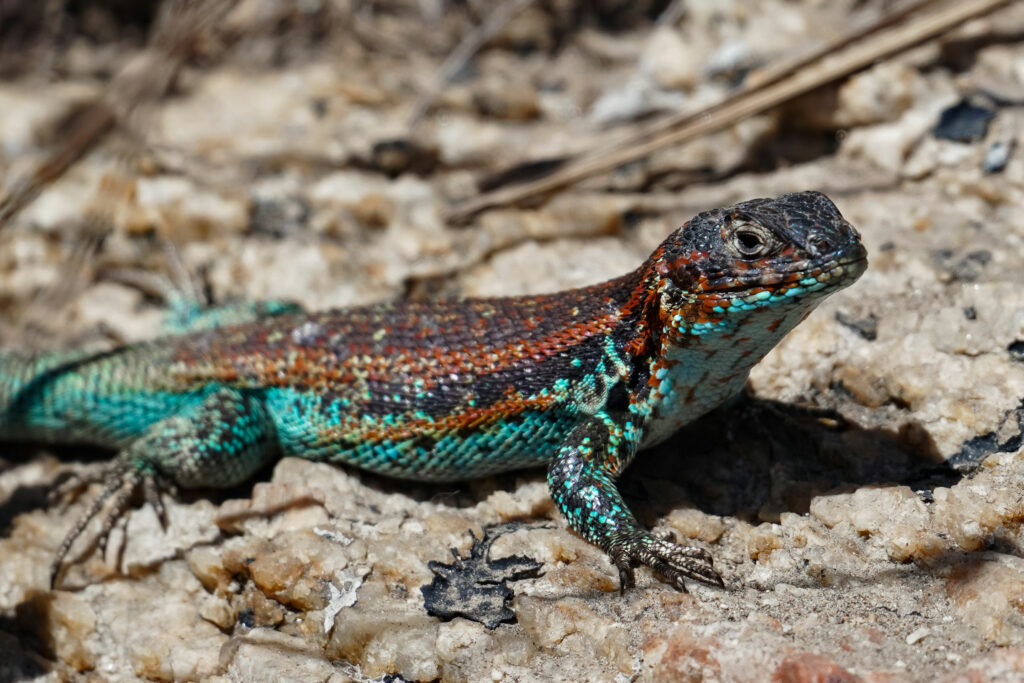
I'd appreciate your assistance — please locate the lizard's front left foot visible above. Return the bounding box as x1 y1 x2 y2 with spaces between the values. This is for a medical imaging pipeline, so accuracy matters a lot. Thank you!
610 533 724 593
49 461 170 589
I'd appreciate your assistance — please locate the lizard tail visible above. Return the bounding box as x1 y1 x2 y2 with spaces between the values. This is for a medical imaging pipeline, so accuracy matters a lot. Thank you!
0 350 35 409
0 349 91 438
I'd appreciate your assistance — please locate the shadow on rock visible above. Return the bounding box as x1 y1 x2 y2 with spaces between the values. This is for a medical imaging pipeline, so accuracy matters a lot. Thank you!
623 392 966 524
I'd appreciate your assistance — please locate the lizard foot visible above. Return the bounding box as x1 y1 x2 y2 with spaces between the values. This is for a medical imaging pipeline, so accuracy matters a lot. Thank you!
611 534 723 594
49 462 171 589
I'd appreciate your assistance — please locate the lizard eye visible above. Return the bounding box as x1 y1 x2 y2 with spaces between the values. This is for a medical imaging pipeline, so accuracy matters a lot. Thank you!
729 223 773 259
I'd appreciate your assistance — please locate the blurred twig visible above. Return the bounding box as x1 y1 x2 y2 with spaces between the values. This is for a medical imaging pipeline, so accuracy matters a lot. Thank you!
407 0 537 129
655 0 686 27
0 0 236 231
0 102 116 228
2 0 237 346
743 0 941 91
583 0 944 166
447 0 1010 222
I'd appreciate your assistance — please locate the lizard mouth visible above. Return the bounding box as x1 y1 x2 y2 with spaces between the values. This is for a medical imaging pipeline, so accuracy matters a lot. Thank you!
702 248 868 298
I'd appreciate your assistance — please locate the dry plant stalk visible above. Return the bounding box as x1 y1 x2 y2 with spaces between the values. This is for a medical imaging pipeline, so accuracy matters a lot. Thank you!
447 0 1011 223
0 0 236 231
408 0 538 129
1 0 236 345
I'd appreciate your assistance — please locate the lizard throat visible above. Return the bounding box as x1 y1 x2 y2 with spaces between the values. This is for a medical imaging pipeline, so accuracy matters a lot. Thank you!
637 299 818 448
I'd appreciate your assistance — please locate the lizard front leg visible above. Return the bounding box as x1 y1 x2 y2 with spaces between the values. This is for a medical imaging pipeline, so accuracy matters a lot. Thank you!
547 411 724 592
50 387 278 587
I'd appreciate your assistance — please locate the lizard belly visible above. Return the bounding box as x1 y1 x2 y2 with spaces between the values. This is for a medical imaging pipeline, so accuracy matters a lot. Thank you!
0 349 203 447
265 388 580 480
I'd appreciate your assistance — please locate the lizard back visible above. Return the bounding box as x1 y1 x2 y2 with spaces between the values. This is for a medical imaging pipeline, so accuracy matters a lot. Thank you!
166 274 647 478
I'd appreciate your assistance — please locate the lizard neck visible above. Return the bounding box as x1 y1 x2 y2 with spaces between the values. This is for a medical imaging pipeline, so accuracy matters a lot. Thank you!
608 256 665 360
639 296 817 447
609 254 820 447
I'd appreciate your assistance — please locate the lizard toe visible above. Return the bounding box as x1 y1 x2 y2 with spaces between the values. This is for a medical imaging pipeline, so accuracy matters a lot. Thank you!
616 565 636 596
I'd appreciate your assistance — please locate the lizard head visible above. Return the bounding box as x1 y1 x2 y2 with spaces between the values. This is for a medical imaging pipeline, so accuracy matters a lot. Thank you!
649 191 867 336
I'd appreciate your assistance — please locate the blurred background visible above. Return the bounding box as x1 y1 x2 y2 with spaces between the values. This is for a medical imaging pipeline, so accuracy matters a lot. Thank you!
0 0 1019 350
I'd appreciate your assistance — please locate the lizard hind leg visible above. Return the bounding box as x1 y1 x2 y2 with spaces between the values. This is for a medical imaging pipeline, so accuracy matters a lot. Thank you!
49 387 278 588
161 298 305 335
106 256 304 336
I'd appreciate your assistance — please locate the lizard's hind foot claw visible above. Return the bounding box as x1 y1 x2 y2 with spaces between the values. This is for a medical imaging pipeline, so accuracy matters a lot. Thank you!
49 463 166 589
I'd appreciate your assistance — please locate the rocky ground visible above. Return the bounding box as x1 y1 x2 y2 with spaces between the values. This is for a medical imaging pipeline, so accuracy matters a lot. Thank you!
1 1 1023 681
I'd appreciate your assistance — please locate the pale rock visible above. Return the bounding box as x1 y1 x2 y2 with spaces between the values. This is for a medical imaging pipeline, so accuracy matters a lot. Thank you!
641 26 700 91
946 557 1024 646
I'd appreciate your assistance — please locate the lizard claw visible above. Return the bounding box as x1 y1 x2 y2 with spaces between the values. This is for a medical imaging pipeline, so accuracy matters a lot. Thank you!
611 534 723 594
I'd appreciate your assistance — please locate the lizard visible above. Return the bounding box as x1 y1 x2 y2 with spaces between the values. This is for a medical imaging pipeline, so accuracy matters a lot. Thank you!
0 190 867 591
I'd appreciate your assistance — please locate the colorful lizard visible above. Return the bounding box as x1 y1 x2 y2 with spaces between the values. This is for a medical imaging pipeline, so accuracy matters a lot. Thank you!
0 191 867 591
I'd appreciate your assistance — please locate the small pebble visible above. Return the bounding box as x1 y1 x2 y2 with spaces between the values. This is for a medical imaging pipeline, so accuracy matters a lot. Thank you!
906 627 930 645
983 139 1014 173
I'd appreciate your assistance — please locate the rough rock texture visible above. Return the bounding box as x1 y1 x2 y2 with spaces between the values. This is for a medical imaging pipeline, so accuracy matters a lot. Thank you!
2 1 1024 681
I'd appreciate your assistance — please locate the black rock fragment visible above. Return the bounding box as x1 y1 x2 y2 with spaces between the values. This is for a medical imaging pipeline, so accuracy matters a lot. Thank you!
1009 340 1024 363
835 311 878 341
421 524 544 630
950 399 1024 470
933 98 996 143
